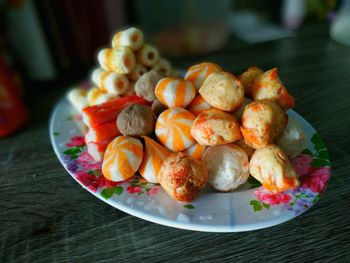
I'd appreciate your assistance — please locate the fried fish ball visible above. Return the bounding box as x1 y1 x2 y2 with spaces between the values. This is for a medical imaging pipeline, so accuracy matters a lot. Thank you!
241 100 287 149
116 104 155 136
234 98 253 122
136 44 159 67
275 117 307 158
251 68 295 110
91 68 129 95
184 62 222 90
199 71 244 112
235 139 255 158
202 144 249 192
190 108 241 146
98 47 135 74
135 70 164 102
112 27 144 51
249 145 299 192
239 67 263 97
158 152 208 201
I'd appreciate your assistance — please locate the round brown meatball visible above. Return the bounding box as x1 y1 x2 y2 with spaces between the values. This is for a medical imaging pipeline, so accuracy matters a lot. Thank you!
134 70 164 102
151 99 167 117
158 152 208 202
116 104 155 136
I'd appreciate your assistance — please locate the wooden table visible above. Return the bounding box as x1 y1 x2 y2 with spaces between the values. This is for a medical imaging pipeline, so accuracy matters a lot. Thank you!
1 23 350 262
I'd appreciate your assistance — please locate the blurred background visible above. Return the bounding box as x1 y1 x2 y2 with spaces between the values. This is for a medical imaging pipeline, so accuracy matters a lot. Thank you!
0 0 349 137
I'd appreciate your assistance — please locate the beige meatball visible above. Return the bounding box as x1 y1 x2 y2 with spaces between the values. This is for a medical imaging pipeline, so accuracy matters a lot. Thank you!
190 108 242 146
235 139 255 158
116 104 155 136
199 71 244 112
202 144 249 192
240 66 263 97
249 145 299 192
251 68 295 110
158 152 208 202
275 117 307 158
241 100 287 149
135 70 164 102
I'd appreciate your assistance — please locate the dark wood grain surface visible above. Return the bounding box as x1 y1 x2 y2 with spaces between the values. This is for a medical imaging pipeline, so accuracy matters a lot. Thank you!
1 23 350 263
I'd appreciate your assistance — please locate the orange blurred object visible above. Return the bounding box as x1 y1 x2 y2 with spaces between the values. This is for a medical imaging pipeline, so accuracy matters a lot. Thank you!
0 56 29 137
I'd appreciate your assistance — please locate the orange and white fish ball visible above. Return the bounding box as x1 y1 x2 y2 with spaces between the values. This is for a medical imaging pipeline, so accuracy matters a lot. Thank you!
186 94 212 116
249 145 299 193
199 71 244 112
91 68 129 95
112 27 144 51
152 58 172 76
67 88 88 113
190 108 242 146
98 47 135 74
136 44 159 67
183 143 206 160
139 136 171 183
184 62 222 90
155 77 196 108
127 63 148 81
87 87 119 106
251 68 295 110
102 136 143 182
155 107 196 152
239 66 263 97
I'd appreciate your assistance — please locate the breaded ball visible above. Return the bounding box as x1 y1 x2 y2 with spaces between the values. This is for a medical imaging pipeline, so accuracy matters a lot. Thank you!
249 145 299 192
116 104 155 136
135 70 164 102
251 68 295 110
199 71 244 112
158 152 208 202
190 108 242 146
202 144 249 192
241 100 287 149
275 117 307 158
240 66 263 97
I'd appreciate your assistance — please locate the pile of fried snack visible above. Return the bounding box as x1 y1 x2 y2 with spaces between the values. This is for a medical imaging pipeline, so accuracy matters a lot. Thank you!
68 27 308 202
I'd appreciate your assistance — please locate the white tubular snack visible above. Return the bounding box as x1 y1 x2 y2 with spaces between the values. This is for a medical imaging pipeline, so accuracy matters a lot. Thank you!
87 87 119 106
67 88 89 112
98 47 135 74
128 63 148 81
152 58 172 76
136 44 159 67
112 27 144 51
91 68 129 95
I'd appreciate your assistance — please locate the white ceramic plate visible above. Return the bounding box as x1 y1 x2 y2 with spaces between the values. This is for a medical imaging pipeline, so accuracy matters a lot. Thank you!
50 95 331 232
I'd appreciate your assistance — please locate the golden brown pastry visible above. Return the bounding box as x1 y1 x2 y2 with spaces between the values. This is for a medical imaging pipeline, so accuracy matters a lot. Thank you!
241 100 287 149
190 108 242 146
240 66 263 97
235 139 255 158
251 68 295 110
158 152 208 202
249 145 299 192
199 71 244 112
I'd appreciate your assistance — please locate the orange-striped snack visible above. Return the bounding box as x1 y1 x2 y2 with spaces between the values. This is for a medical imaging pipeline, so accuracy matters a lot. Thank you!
87 87 119 106
82 95 151 127
183 143 206 160
98 47 135 74
190 108 242 146
91 68 129 95
184 62 222 90
112 27 144 51
155 77 196 108
102 136 143 181
186 94 212 116
139 136 171 183
251 68 295 110
86 120 120 142
86 139 113 162
155 107 196 152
